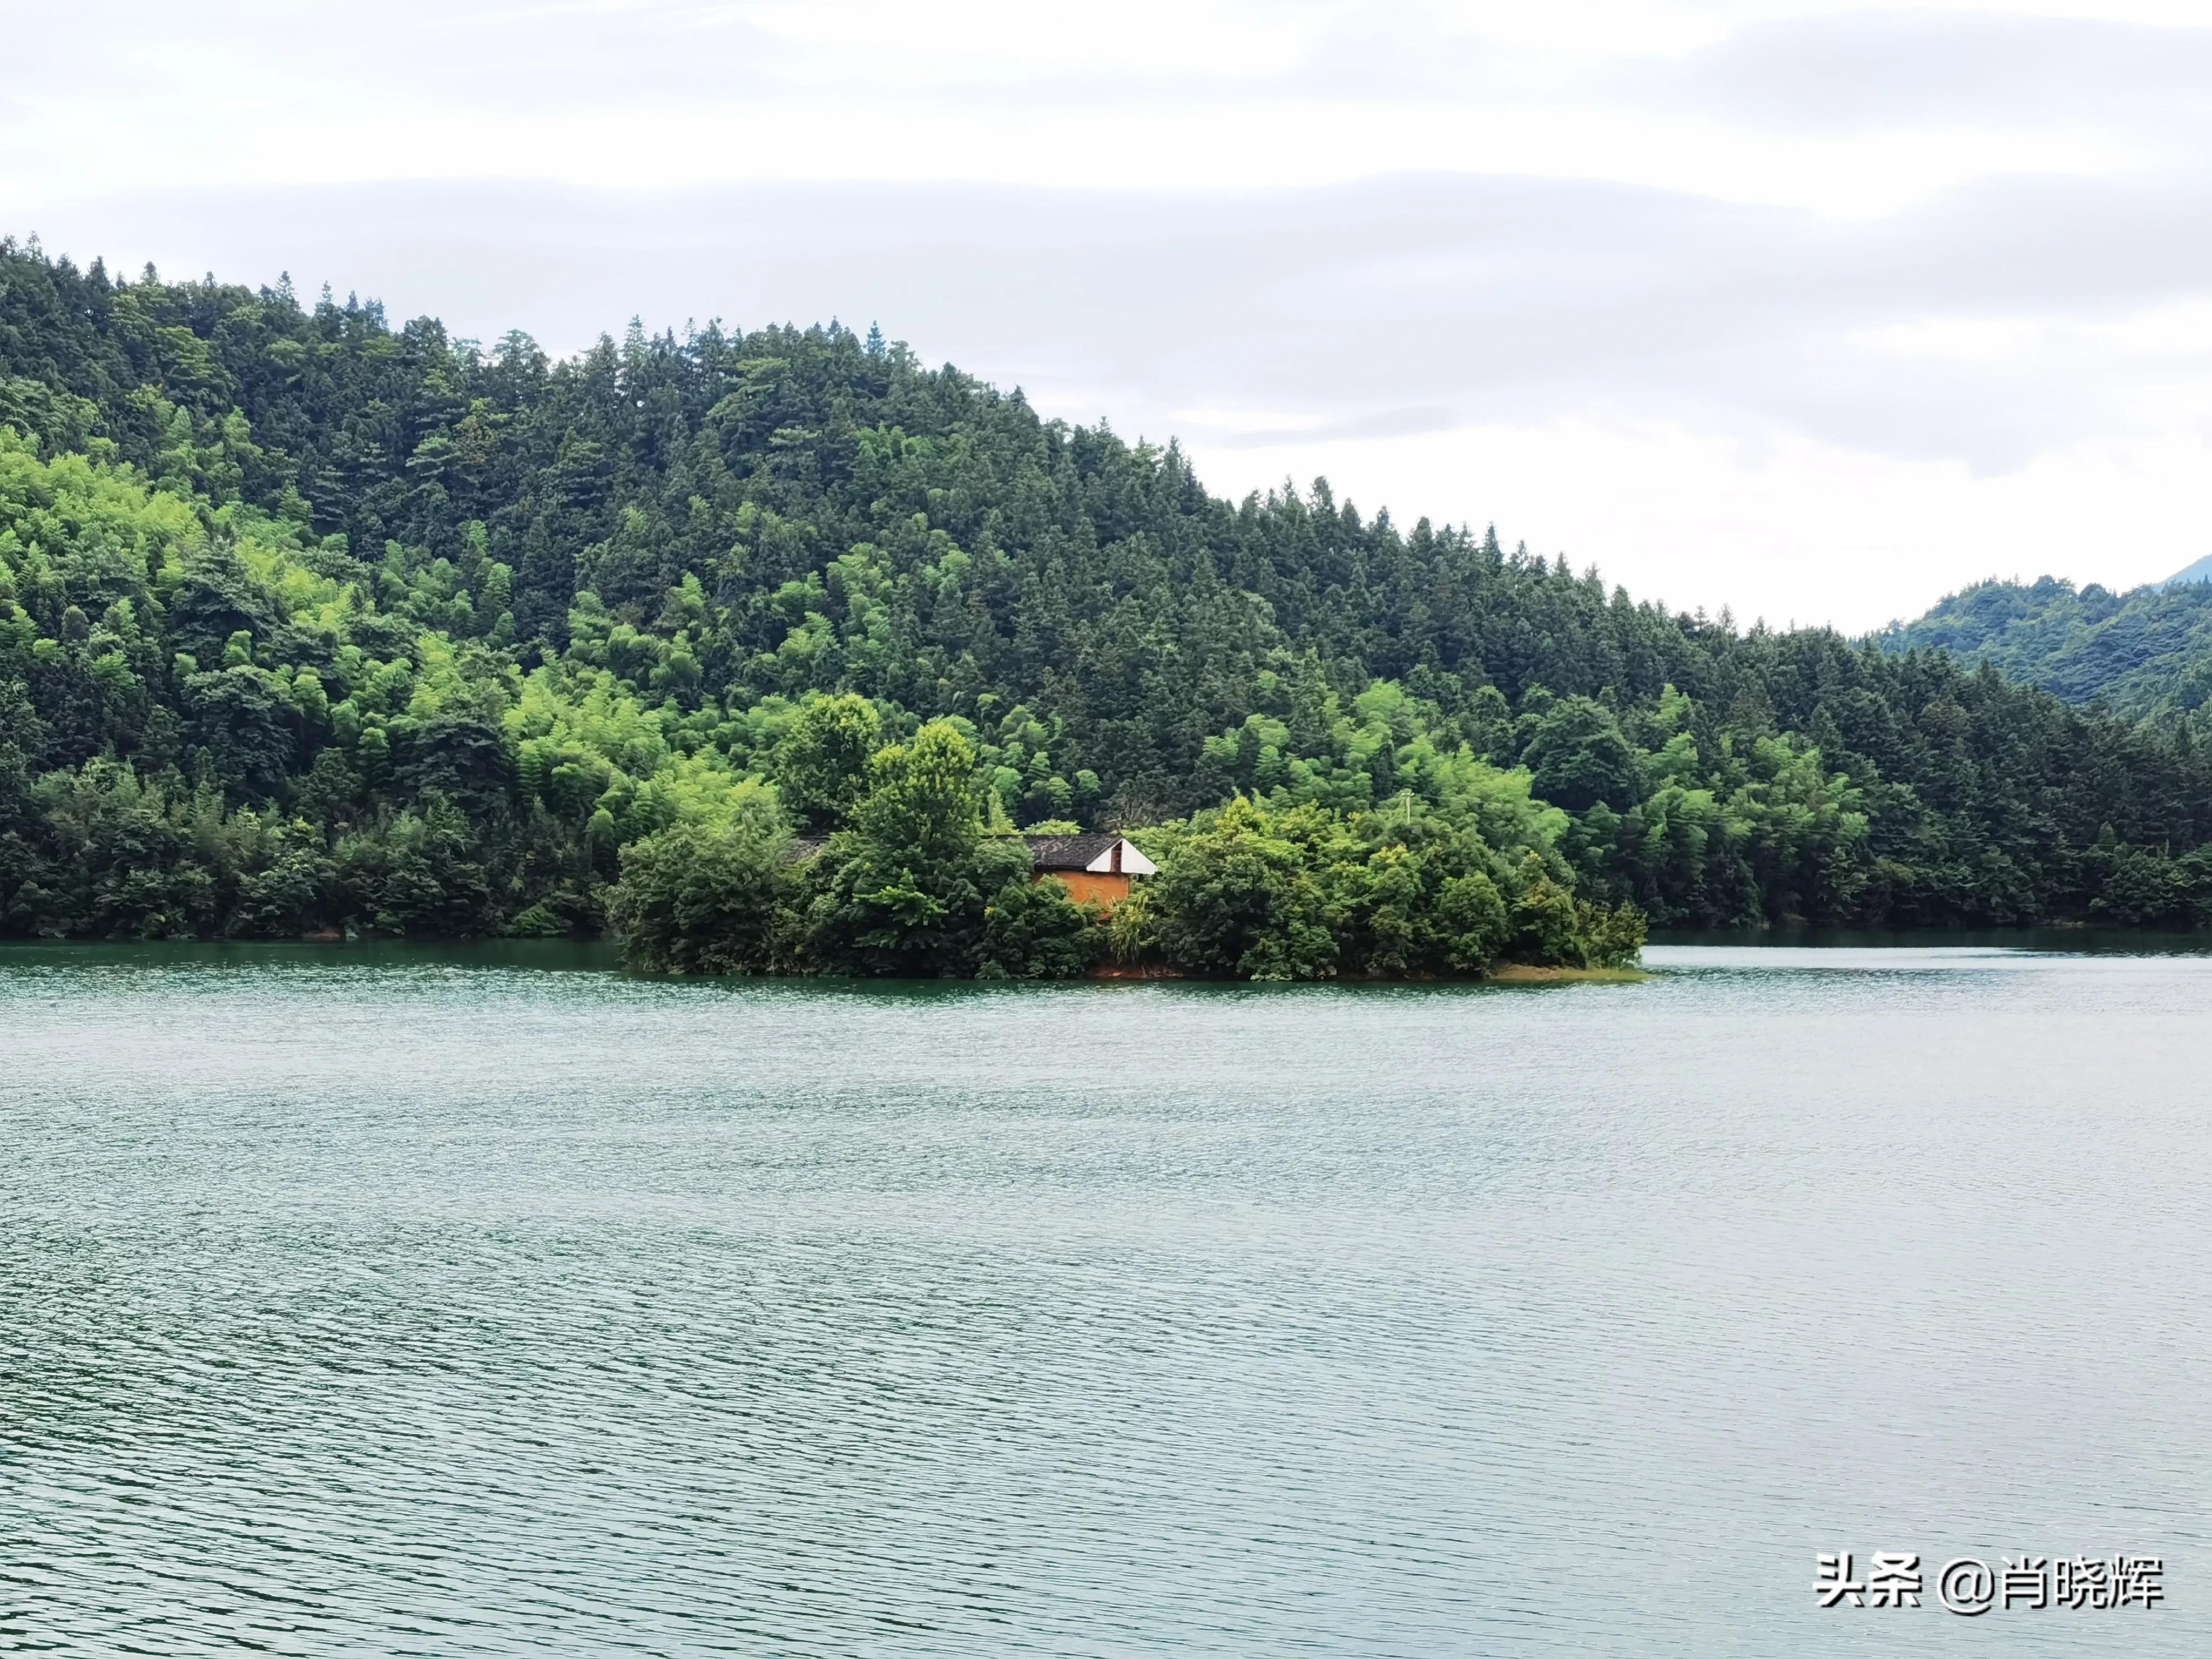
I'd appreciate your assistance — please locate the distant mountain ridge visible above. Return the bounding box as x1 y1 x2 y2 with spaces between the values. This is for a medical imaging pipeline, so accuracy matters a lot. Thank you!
1877 562 2212 716
2153 552 2212 590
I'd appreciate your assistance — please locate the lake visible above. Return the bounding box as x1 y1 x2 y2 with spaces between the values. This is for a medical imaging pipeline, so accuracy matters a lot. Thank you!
3 941 2208 1656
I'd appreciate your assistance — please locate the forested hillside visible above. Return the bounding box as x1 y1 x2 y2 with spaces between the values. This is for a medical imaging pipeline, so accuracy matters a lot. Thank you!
1877 573 2212 719
4 237 2211 962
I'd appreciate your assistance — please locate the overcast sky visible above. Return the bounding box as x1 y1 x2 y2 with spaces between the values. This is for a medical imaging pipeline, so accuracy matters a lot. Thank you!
9 0 2212 630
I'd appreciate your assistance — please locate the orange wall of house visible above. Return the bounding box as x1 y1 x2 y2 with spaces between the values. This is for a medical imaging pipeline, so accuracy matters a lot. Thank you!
1042 870 1132 908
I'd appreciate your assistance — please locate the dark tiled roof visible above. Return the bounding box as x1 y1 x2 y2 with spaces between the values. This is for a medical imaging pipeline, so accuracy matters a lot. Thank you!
1022 832 1123 872
784 832 1133 872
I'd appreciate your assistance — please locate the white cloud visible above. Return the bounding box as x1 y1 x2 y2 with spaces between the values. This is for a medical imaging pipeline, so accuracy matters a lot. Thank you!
1200 415 2212 631
7 1 2212 625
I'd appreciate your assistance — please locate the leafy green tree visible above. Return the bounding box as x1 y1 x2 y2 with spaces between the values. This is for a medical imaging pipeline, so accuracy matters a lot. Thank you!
1574 899 1648 968
395 714 513 815
183 667 296 801
978 875 1101 979
1437 871 1508 972
1507 851 1583 966
850 721 982 862
1139 797 1337 980
165 549 276 666
335 799 494 935
773 693 881 832
230 821 335 936
1523 696 1641 813
608 806 794 974
804 721 1033 975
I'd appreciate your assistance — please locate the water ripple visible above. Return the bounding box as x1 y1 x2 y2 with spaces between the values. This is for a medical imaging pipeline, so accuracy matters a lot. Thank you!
3 947 2209 1655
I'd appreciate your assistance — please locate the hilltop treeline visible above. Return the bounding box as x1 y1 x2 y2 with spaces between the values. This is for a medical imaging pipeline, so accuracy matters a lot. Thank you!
2 238 2209 966
1879 574 2212 719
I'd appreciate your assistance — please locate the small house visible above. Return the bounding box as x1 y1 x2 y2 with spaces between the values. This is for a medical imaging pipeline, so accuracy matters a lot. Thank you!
781 830 1157 909
1023 832 1156 908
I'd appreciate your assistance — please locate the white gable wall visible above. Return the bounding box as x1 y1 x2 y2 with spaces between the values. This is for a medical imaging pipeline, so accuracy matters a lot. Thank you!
1084 838 1158 876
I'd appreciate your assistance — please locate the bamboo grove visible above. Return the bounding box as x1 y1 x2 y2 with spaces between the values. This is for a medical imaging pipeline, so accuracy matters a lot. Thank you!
3 240 2210 973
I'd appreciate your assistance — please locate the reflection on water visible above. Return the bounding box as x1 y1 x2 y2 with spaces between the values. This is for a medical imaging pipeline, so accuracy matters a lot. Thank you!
1651 924 2212 955
3 943 2209 1656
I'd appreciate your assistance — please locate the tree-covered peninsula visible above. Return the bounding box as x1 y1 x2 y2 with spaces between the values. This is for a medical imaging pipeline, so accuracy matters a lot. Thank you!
3 239 2210 975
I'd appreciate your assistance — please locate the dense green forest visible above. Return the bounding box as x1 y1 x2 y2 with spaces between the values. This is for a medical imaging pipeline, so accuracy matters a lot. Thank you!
3 238 2210 975
1878 571 2212 718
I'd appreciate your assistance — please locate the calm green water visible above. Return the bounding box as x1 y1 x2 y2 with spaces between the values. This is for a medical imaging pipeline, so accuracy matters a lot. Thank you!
3 942 2209 1656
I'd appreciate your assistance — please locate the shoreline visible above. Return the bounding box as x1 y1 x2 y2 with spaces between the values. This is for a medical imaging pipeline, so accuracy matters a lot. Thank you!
1485 965 1651 984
